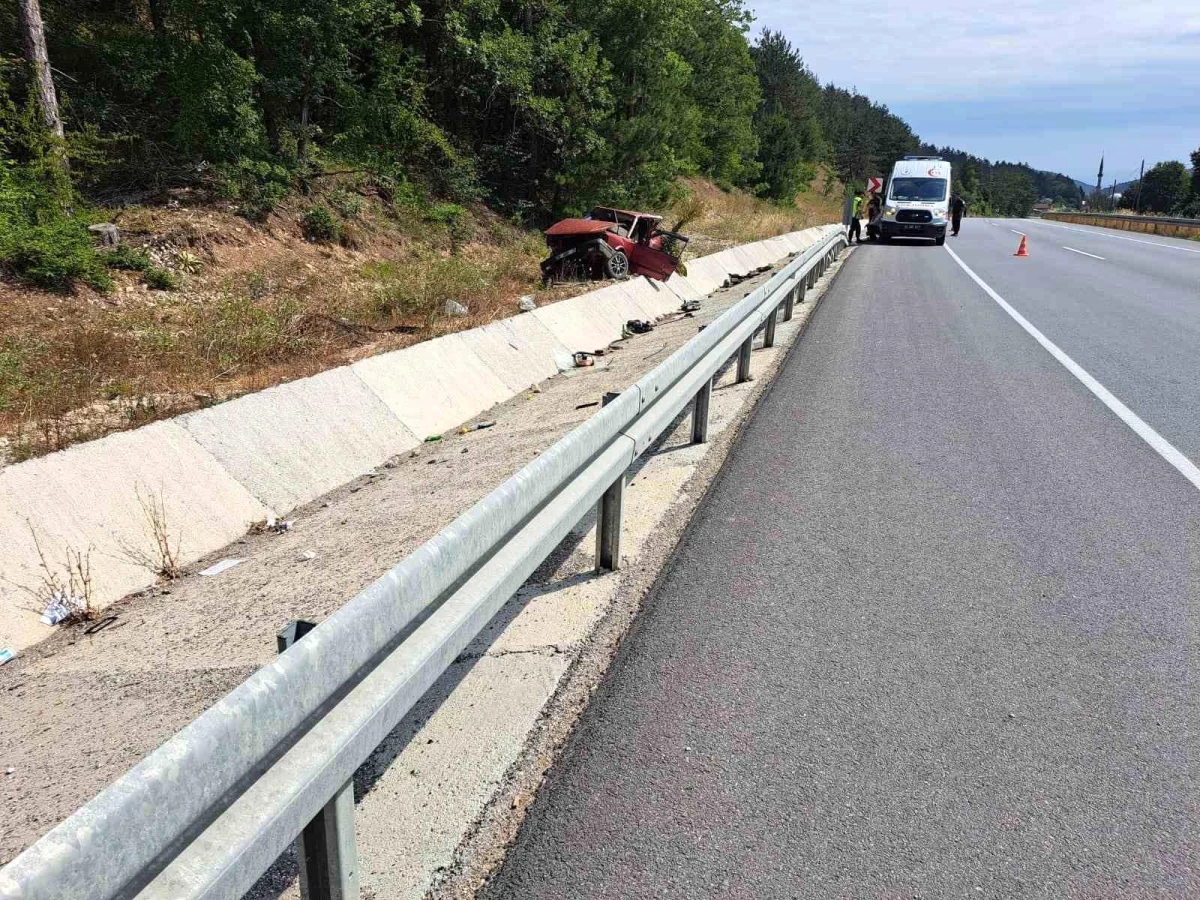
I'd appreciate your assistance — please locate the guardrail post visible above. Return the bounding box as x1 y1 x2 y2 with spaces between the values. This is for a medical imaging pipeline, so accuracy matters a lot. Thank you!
692 376 712 444
736 336 753 383
763 306 778 348
596 474 624 572
782 284 795 322
278 622 361 900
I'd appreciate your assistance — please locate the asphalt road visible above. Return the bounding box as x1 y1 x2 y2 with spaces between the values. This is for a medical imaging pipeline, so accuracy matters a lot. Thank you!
484 222 1199 899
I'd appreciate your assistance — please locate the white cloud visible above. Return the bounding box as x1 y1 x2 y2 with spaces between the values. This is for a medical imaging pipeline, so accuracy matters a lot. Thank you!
750 0 1200 103
748 0 1200 174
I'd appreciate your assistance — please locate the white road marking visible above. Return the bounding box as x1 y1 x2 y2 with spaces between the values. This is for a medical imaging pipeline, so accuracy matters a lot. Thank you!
943 245 1200 492
1062 246 1105 260
1026 219 1200 254
1010 229 1027 236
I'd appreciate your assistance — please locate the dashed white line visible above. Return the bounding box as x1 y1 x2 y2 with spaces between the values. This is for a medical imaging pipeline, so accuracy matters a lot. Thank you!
1010 228 1027 236
1026 218 1200 254
943 244 1200 492
1062 246 1105 260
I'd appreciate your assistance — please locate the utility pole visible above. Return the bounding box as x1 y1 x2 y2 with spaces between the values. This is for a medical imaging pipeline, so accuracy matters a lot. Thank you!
1111 179 1117 208
17 0 64 139
1133 159 1145 213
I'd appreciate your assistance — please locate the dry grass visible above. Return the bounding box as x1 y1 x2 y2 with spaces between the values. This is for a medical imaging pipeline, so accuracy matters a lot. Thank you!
0 174 844 464
118 486 184 580
2 525 95 626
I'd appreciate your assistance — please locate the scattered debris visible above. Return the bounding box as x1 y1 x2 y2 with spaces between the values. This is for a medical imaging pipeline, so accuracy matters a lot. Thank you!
4 767 13 776
443 299 469 317
0 648 18 667
266 517 294 534
623 319 654 336
458 420 497 434
602 391 621 407
681 299 701 313
518 295 537 312
83 616 119 635
199 558 244 577
573 352 595 368
424 435 443 443
40 594 81 626
298 550 317 563
575 401 600 410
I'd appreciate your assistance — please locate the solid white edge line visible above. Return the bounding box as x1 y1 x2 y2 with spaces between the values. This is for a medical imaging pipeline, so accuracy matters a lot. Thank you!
1026 218 1200 254
1062 246 1105 260
943 244 1200 492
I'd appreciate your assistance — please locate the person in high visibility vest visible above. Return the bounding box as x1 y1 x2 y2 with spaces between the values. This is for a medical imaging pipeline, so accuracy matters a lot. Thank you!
848 190 864 244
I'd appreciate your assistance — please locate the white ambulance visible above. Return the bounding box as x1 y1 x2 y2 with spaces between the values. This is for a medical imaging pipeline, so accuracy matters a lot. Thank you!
879 156 952 244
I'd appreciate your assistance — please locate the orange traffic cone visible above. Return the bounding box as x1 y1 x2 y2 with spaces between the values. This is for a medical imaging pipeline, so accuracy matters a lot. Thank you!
1013 235 1029 257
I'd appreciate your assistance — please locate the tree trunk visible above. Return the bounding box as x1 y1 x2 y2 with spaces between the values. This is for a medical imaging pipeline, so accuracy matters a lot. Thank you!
17 0 64 139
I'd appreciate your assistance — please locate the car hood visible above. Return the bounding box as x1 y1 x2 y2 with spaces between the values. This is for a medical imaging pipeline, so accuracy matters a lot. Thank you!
545 219 616 237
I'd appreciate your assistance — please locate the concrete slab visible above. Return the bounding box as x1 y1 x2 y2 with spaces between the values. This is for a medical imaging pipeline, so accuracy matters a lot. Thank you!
353 333 514 440
709 249 751 278
679 256 728 296
459 315 568 395
530 292 620 354
587 283 656 331
742 241 777 269
353 652 571 900
660 273 704 307
180 368 417 514
617 278 675 319
0 421 270 650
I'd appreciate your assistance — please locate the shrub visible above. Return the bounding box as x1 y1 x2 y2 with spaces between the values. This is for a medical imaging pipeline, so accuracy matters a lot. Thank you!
218 160 292 221
302 204 341 242
102 244 152 271
0 218 112 290
329 188 364 219
143 266 178 290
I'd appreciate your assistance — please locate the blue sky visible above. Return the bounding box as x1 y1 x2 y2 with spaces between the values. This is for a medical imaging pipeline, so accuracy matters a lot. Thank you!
748 1 1200 182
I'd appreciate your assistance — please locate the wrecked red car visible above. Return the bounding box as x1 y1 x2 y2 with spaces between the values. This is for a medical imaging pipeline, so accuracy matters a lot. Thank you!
540 207 688 285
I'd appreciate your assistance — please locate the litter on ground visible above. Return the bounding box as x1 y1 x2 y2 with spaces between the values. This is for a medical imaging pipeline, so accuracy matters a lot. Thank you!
199 558 244 577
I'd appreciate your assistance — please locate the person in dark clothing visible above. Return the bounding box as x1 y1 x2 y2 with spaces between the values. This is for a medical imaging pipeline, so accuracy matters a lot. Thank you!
866 192 882 240
849 190 864 243
950 193 966 236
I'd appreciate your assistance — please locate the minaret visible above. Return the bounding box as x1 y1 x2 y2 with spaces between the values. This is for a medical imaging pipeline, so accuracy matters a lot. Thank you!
1094 155 1105 198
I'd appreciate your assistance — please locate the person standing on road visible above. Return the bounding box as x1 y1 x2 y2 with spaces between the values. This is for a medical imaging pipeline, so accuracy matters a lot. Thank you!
950 193 966 236
849 190 864 244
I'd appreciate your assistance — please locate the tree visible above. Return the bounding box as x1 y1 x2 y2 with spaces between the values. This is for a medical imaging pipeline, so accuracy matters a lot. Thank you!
750 30 826 200
1139 161 1188 214
16 0 62 139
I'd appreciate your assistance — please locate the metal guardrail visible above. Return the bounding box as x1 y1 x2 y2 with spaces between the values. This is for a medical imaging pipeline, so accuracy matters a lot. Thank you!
0 227 847 900
1045 211 1200 227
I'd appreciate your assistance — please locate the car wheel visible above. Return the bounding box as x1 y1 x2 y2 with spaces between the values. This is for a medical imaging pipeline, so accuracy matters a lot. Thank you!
605 250 630 280
934 234 946 246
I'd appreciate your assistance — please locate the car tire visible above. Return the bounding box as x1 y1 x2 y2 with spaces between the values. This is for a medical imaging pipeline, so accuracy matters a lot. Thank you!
934 234 946 246
605 250 630 280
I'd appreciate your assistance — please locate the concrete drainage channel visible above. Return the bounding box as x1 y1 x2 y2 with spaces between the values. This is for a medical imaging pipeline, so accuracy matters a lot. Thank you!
0 233 850 900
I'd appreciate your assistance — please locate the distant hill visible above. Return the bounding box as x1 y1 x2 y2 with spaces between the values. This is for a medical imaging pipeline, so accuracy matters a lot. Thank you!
918 145 1083 213
1074 178 1137 195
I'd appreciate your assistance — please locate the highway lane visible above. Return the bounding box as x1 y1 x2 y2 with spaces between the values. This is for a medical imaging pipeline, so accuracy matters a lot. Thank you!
483 234 1199 898
952 217 1200 467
